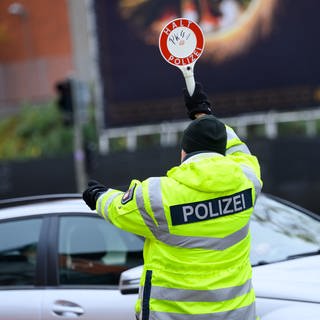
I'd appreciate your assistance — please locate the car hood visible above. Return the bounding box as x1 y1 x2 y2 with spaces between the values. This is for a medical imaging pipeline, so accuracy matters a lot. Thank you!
252 255 320 303
121 256 320 303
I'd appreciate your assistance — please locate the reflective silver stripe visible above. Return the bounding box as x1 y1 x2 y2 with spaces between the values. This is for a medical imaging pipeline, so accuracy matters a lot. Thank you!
97 189 113 213
148 178 169 232
145 178 250 250
156 223 249 250
225 127 260 195
97 195 103 214
102 191 122 220
183 152 222 164
149 302 256 320
226 127 252 155
135 185 158 238
226 127 239 140
226 144 251 155
240 165 262 197
151 279 252 302
139 285 143 299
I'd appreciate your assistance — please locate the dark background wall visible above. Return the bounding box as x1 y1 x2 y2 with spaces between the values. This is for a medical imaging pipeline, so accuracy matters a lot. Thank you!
1 138 320 213
94 0 320 127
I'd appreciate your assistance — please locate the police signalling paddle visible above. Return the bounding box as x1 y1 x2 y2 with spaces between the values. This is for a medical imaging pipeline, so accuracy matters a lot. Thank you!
159 18 205 96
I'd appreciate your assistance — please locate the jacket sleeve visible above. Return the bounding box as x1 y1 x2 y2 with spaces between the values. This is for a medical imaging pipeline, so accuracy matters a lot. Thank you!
225 125 263 197
95 179 156 239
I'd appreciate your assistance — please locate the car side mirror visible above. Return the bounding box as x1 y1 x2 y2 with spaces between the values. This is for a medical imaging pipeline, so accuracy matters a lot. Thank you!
119 266 142 295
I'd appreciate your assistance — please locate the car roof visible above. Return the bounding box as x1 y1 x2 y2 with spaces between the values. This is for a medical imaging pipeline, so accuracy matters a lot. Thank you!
1 192 318 221
0 194 92 220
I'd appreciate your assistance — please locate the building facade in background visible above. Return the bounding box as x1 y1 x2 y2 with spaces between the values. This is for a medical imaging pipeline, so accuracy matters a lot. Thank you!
0 0 73 114
94 0 320 128
1 0 320 129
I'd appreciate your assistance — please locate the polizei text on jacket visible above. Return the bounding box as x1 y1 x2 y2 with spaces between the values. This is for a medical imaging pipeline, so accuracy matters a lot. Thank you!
170 189 253 225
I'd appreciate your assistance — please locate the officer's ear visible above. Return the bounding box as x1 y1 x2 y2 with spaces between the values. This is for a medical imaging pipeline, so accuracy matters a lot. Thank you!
181 149 187 163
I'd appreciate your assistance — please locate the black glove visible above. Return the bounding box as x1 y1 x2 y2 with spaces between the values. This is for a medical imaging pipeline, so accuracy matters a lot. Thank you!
183 82 213 120
82 180 108 210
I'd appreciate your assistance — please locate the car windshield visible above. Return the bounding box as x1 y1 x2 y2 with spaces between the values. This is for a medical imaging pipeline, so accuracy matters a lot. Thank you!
250 194 320 266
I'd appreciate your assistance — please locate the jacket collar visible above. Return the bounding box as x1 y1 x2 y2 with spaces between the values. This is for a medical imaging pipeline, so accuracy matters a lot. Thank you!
182 151 223 164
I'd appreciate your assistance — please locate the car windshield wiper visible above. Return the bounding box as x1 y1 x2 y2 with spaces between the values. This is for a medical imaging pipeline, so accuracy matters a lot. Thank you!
286 249 320 260
252 260 270 266
252 259 286 267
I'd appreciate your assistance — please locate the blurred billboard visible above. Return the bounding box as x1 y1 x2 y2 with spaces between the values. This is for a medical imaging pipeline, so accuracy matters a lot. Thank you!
94 0 320 128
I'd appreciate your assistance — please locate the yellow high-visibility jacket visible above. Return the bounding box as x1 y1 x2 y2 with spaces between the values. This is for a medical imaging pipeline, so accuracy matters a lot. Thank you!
96 125 262 320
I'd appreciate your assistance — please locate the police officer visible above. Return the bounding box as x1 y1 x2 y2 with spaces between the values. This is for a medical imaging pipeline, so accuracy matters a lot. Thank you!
83 83 262 320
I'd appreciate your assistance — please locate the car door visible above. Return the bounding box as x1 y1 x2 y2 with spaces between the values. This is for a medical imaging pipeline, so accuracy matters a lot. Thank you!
0 217 44 320
42 214 143 320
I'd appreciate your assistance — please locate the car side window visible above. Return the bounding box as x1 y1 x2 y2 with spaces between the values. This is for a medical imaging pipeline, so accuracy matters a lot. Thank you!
58 216 144 286
0 218 42 286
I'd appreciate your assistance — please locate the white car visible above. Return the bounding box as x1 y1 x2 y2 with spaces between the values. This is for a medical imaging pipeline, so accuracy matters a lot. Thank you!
0 193 319 320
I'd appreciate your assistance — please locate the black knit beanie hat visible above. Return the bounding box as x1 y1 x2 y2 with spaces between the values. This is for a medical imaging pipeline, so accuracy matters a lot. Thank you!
181 115 227 155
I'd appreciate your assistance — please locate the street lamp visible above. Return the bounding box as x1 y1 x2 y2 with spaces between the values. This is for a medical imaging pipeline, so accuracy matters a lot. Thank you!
7 2 27 17
7 2 33 58
7 2 35 103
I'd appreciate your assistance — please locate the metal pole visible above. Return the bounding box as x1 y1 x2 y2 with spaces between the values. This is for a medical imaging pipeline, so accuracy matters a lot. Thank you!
71 79 88 193
67 0 106 152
